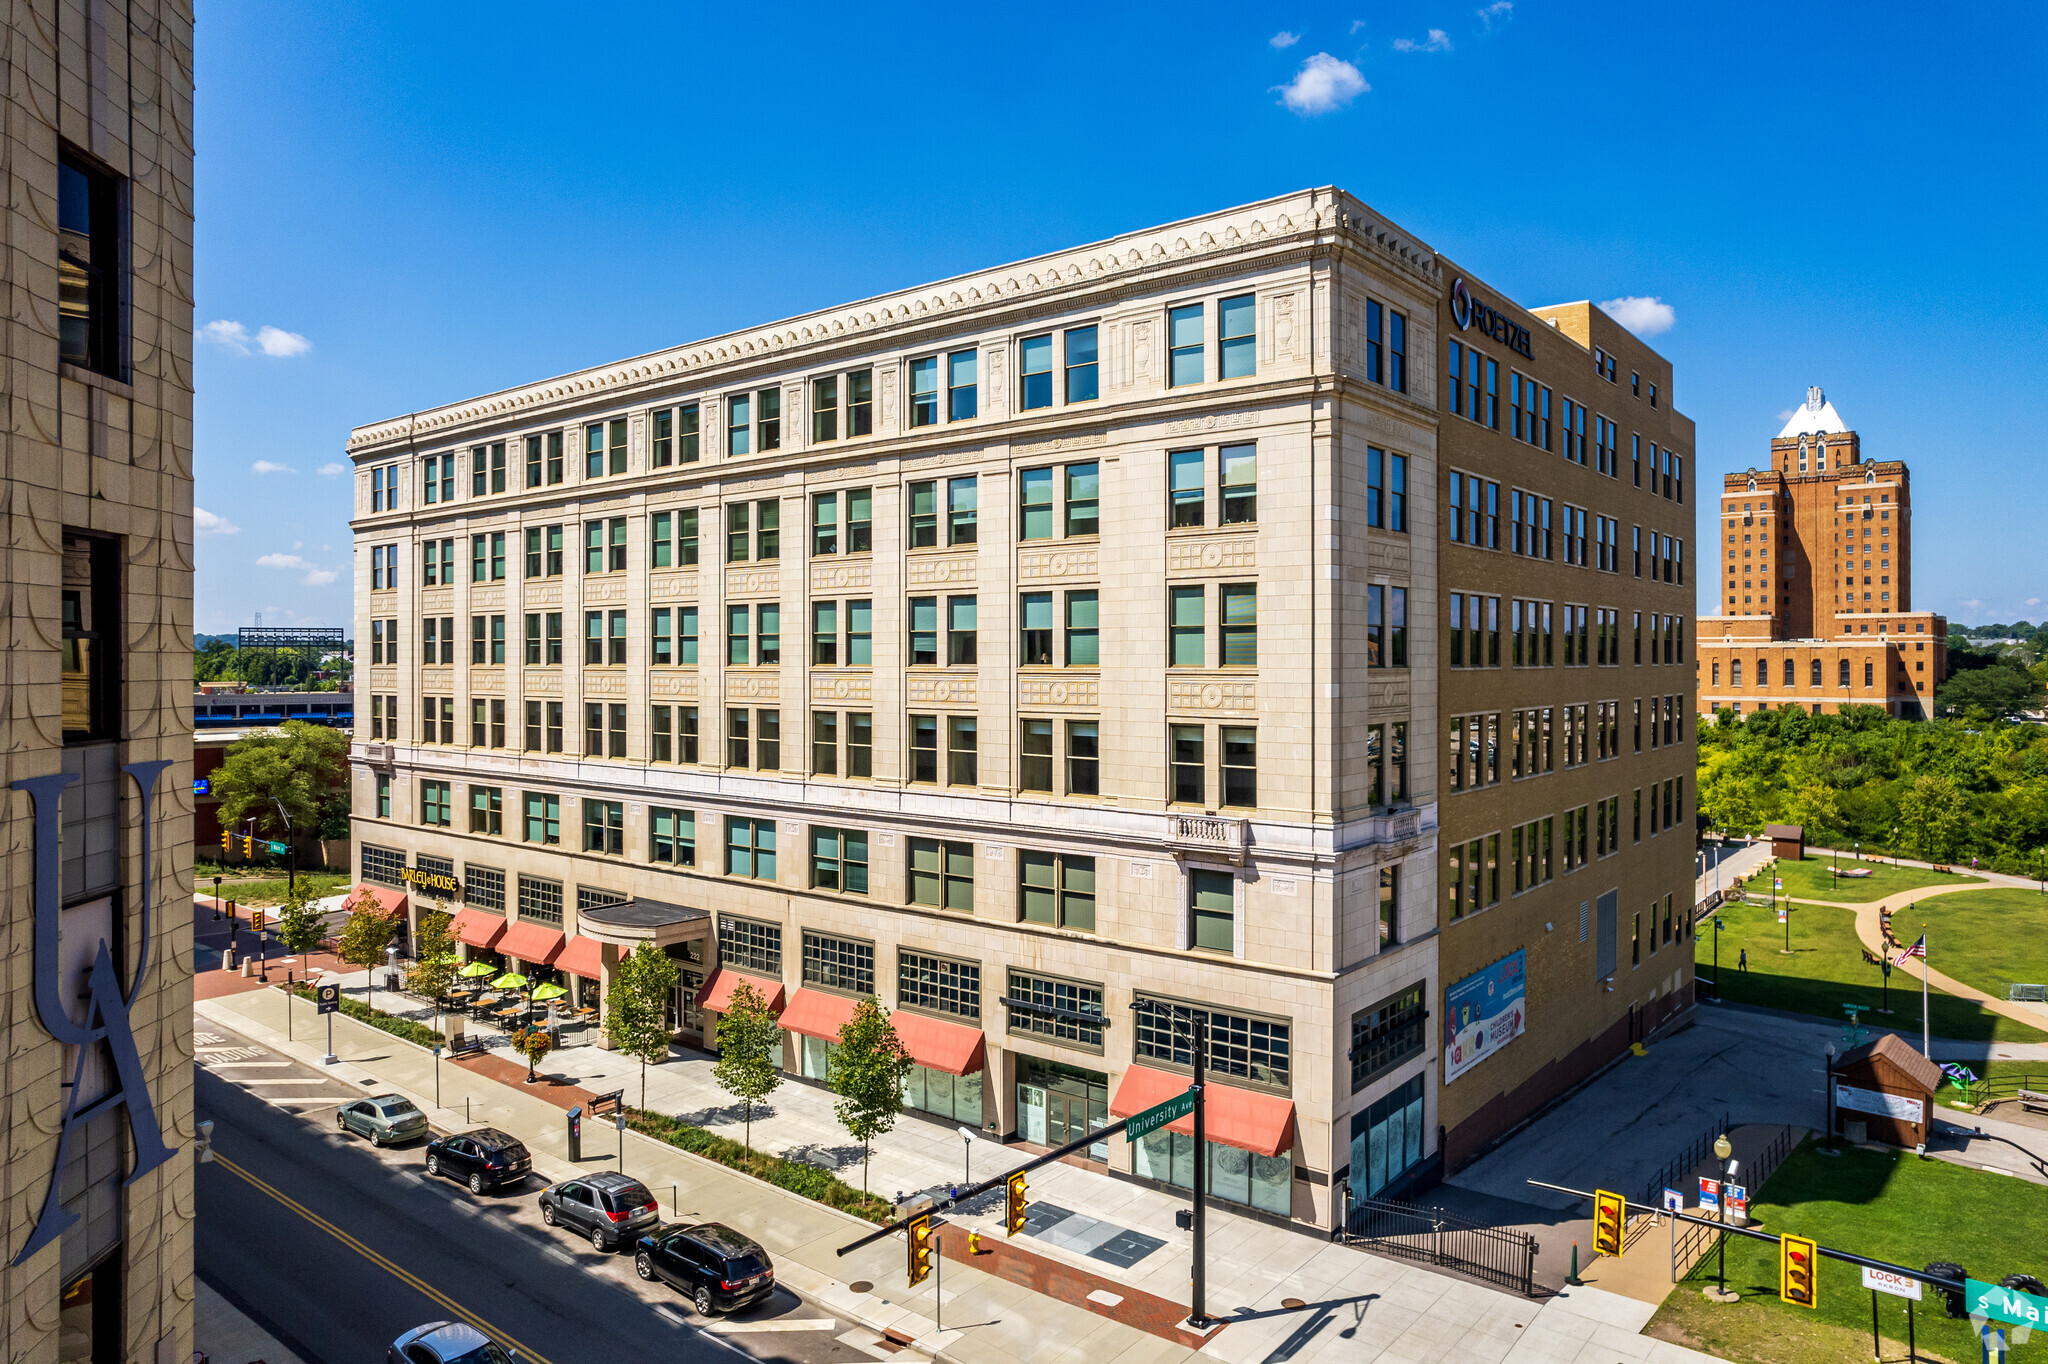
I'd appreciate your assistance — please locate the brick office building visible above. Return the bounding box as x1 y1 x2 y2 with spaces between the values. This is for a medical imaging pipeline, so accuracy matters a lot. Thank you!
1696 388 1945 718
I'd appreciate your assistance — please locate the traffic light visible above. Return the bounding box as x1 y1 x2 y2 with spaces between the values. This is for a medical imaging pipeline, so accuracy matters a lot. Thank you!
220 830 231 856
1780 1234 1818 1307
1593 1189 1625 1258
1004 1171 1028 1237
907 1215 933 1287
250 910 266 934
241 834 253 858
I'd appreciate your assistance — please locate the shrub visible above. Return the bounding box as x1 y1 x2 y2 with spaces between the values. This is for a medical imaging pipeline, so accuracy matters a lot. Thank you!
624 1109 892 1222
284 983 444 1048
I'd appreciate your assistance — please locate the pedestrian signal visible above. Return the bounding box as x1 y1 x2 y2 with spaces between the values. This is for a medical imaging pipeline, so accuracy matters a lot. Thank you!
1593 1189 1626 1257
907 1214 933 1287
1004 1171 1028 1236
1780 1234 1818 1307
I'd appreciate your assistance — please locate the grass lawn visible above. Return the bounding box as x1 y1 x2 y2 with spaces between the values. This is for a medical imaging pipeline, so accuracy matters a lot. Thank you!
1696 898 2047 1044
1766 855 1983 904
1933 1058 2048 1108
1881 889 2048 1006
1649 1137 2048 1364
198 871 349 908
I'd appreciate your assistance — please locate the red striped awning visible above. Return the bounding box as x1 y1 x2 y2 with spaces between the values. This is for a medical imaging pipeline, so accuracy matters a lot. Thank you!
695 968 784 1016
1109 1064 1298 1158
555 936 604 981
892 1010 987 1076
449 909 506 950
498 921 565 966
778 988 860 1042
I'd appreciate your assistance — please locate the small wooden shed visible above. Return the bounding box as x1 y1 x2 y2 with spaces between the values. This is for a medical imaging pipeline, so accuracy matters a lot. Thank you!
1766 823 1806 861
1831 1034 1941 1148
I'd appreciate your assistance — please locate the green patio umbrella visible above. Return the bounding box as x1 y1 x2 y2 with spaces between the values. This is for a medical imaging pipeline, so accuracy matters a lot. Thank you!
491 972 529 990
531 983 568 1002
458 960 496 979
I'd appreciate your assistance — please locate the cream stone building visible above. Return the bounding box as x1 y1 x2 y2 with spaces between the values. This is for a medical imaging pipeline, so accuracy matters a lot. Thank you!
348 186 1693 1230
0 5 198 1363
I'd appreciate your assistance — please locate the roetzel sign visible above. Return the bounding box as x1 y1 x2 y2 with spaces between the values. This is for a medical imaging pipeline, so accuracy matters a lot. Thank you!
1449 277 1532 359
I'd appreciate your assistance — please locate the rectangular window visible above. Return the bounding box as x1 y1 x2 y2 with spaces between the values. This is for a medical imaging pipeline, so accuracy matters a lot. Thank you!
1220 444 1256 524
518 876 564 927
1020 592 1054 665
812 375 839 443
1020 718 1054 792
1066 720 1100 796
726 393 751 455
1065 325 1099 402
650 408 674 468
1221 727 1256 808
725 817 777 880
811 600 837 665
948 476 978 545
727 604 749 666
1169 449 1205 527
1350 985 1426 1090
1169 303 1204 386
1190 868 1235 952
909 596 938 667
1021 333 1053 410
811 710 839 775
756 603 780 665
1065 590 1100 666
1367 449 1408 532
718 915 781 976
899 950 980 1019
1389 309 1407 392
846 712 872 777
846 371 873 437
726 707 749 768
948 349 978 420
1366 300 1384 384
1005 970 1103 1048
1019 467 1053 540
1171 724 1205 804
650 807 695 866
909 356 939 427
756 387 781 451
811 492 838 556
1065 462 1099 536
522 792 560 845
948 595 978 665
652 607 673 665
583 799 624 855
908 838 974 912
1169 586 1204 667
948 716 978 785
809 832 870 897
908 480 938 548
802 930 875 996
1219 293 1256 379
909 714 939 783
1220 584 1257 666
420 779 451 828
845 600 871 665
1019 851 1095 931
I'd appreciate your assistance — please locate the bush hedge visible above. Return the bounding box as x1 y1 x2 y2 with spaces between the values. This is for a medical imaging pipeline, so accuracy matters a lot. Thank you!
283 984 444 1049
625 1108 892 1223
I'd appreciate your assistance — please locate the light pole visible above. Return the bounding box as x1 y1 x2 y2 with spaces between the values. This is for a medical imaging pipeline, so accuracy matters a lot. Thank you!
1823 1044 1838 1149
1131 998 1211 1331
269 797 296 896
1712 916 1726 1000
1710 1134 1738 1302
956 1125 976 1188
432 1043 443 1108
212 874 222 920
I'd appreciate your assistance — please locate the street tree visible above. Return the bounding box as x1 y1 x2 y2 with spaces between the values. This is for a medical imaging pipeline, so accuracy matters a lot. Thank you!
273 878 327 958
828 997 913 1194
406 906 460 1007
712 979 782 1153
212 720 350 839
604 941 678 1111
335 888 396 1008
1899 774 1969 863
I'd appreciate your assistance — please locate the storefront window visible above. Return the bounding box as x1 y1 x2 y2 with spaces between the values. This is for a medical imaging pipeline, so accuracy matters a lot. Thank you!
1133 1129 1291 1215
1349 1073 1427 1203
800 1034 837 1081
902 1064 983 1124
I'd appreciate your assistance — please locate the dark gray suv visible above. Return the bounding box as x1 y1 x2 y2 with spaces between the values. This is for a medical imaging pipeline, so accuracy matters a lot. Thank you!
537 1171 660 1251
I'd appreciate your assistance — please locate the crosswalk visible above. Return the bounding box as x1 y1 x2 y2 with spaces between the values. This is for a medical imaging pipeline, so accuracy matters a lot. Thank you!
195 1032 351 1111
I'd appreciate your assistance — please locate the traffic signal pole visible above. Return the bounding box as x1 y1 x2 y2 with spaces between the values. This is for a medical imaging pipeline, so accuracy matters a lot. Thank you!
1189 1011 1210 1330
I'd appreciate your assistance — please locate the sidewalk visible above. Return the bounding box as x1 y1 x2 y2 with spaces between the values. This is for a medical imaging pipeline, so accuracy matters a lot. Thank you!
195 981 1722 1364
197 1276 311 1364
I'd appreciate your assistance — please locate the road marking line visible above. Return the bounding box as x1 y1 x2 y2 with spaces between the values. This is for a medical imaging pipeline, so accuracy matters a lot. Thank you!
542 1247 577 1265
236 1079 344 1086
214 1155 554 1364
708 1319 840 1334
203 1062 293 1069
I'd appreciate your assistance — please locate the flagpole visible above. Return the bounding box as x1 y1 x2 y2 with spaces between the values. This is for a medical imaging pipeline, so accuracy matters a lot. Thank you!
1921 931 1930 1060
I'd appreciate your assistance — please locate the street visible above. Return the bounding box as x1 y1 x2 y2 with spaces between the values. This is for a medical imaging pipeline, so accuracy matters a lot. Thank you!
194 1019 885 1364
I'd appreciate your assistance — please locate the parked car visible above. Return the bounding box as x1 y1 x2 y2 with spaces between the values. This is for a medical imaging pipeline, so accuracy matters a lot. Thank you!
423 1128 531 1194
634 1221 775 1315
338 1094 429 1146
387 1320 515 1364
537 1171 661 1251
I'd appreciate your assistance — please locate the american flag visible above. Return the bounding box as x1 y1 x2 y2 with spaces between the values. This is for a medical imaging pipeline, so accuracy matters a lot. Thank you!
1894 934 1926 964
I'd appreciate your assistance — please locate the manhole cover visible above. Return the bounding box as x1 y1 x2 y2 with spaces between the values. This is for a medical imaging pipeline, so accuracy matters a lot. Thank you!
1281 1297 1306 1309
848 1281 873 1294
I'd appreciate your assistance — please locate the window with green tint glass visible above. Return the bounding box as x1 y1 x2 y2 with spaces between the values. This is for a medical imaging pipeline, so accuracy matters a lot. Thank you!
726 604 749 665
948 716 978 785
1171 725 1205 804
811 492 838 555
1169 450 1205 527
847 600 872 665
909 357 939 427
948 596 977 664
583 798 624 855
948 350 978 421
1020 334 1053 410
908 481 938 547
652 608 672 665
1020 719 1053 791
1067 721 1099 796
679 607 698 665
909 597 938 666
678 404 700 463
1220 444 1256 524
1065 591 1099 666
811 601 837 665
812 376 838 443
1020 593 1053 665
847 371 873 436
846 488 872 552
1019 468 1054 540
908 838 974 911
948 476 978 544
725 816 775 879
726 502 750 562
608 419 627 474
1169 304 1204 386
1065 463 1099 536
810 828 869 895
1019 850 1094 931
1170 587 1205 667
1191 868 1235 952
651 409 673 467
585 424 606 479
652 512 672 568
755 604 780 666
727 393 751 455
677 508 699 565
1222 727 1257 808
651 807 695 866
1065 325 1098 402
909 714 939 783
523 792 560 845
1220 584 1257 666
1219 294 1256 379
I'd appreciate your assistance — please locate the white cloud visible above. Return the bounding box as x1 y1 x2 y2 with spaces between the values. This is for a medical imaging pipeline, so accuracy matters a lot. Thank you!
317 462 347 476
255 551 337 587
197 319 312 357
1276 53 1368 115
303 568 339 587
1349 18 1367 33
251 460 295 475
193 506 239 537
1597 295 1677 337
1270 30 1301 48
1476 0 1513 28
1776 409 1797 423
1394 28 1452 52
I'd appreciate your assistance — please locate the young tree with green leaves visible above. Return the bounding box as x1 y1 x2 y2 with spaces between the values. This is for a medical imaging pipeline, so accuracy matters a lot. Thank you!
406 906 460 1006
828 997 913 1194
213 720 351 839
274 878 327 958
1899 773 1969 862
712 979 782 1153
604 941 678 1110
335 888 396 1008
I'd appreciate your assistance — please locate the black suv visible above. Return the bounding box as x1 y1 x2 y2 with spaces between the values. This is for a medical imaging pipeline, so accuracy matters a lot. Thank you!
538 1172 660 1251
424 1128 531 1194
634 1222 775 1315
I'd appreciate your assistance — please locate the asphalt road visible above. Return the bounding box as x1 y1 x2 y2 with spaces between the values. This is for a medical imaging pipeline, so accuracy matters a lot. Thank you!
194 1017 888 1364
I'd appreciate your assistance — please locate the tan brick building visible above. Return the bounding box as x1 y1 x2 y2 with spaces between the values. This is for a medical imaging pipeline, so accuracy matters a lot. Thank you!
1696 388 1945 718
347 187 1695 1227
0 5 198 1363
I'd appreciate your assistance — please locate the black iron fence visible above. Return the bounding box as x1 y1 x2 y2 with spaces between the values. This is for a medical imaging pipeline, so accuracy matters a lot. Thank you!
1642 1112 1730 1208
1671 1124 1799 1280
1338 1193 1539 1297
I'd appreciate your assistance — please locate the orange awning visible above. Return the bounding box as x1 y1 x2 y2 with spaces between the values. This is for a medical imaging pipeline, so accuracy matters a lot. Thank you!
892 1010 987 1076
555 936 604 981
347 883 409 917
695 968 784 1015
449 909 506 950
1109 1064 1298 1158
775 988 858 1041
498 921 565 966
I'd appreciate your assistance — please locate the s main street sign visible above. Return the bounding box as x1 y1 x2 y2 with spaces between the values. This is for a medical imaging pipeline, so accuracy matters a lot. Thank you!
1971 1278 2048 1330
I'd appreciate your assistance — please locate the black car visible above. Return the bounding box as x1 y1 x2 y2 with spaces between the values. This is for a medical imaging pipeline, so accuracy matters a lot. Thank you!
538 1171 660 1251
424 1128 531 1194
634 1222 775 1315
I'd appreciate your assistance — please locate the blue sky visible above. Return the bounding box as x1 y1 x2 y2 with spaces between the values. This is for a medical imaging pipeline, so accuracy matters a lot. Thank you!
193 1 2048 634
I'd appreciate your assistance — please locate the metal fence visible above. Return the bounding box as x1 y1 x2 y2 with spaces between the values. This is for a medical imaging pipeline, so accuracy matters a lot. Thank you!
1338 1194 1539 1297
1642 1112 1731 1209
1670 1124 1800 1281
2010 984 2047 1004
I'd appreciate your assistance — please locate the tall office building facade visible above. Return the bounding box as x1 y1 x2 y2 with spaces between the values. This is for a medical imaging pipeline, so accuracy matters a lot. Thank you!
0 6 198 1363
348 187 1694 1227
1696 388 1945 718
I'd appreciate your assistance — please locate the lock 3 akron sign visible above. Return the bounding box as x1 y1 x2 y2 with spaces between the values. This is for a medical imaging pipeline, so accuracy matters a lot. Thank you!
1449 277 1533 360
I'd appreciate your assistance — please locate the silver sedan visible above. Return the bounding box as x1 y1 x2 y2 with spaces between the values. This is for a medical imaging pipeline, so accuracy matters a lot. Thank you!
338 1094 429 1146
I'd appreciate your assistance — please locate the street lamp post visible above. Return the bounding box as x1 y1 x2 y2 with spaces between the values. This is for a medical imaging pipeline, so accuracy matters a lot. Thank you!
1710 1134 1738 1302
1823 1044 1838 1149
432 1043 443 1108
957 1126 976 1188
1131 998 1211 1331
1712 917 1726 1001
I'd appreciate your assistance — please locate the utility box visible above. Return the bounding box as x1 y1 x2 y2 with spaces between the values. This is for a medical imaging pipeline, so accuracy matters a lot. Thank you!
566 1106 583 1163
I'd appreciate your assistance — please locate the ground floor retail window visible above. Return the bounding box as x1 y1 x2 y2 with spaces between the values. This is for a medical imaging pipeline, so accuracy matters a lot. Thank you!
1349 1074 1426 1202
902 1064 983 1124
1016 1060 1107 1160
1132 1129 1291 1216
361 843 405 887
60 1255 121 1364
799 1034 837 1081
672 969 702 1035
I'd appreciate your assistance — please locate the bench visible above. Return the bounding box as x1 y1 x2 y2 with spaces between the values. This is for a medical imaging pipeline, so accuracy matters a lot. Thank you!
2019 1090 2048 1116
448 1033 487 1059
1860 947 1884 966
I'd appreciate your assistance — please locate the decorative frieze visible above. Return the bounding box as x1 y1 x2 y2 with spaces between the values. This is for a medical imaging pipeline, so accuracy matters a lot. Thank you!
1017 547 1098 581
1369 678 1409 712
525 582 562 608
1017 676 1098 708
905 554 976 587
584 672 626 697
423 668 453 691
1166 537 1256 573
470 586 505 610
650 572 700 601
583 578 626 606
726 566 781 597
1167 677 1257 713
421 588 452 614
370 668 396 690
812 560 873 593
471 669 503 694
525 671 562 695
1014 431 1108 457
811 672 873 703
907 674 977 706
1163 411 1258 438
650 671 699 699
725 671 782 699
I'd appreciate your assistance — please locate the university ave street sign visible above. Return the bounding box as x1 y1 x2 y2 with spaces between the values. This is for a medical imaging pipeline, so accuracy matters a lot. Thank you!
1125 1087 1196 1141
1970 1278 2048 1329
266 840 288 856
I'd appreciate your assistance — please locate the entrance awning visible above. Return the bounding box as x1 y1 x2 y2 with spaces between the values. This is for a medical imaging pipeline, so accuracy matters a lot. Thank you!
348 883 409 917
892 1011 987 1076
498 921 565 966
448 909 506 950
776 988 857 1041
1109 1064 1298 1158
695 968 784 1015
555 936 604 981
